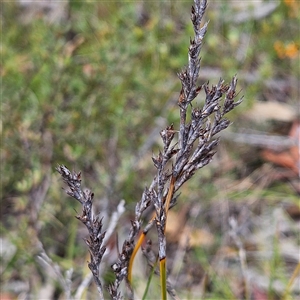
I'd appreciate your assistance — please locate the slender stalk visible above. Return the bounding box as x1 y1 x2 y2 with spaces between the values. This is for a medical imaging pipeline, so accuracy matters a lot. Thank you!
283 262 300 300
164 176 176 218
142 257 158 300
159 175 176 298
128 231 148 282
128 177 176 283
160 258 167 300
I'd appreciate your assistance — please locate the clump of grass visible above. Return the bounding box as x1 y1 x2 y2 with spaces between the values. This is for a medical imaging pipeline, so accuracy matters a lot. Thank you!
57 0 242 299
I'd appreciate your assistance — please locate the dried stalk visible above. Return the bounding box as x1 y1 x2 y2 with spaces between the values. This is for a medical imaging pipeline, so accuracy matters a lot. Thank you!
56 165 106 300
57 0 242 298
129 0 242 297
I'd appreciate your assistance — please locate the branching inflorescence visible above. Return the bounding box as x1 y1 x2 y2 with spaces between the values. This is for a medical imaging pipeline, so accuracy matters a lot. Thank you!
57 0 242 299
56 166 107 299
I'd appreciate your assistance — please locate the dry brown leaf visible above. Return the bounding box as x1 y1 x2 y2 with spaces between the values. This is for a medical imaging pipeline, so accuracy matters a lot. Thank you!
261 120 299 174
0 294 15 300
166 208 188 243
247 101 296 122
188 226 215 248
252 285 269 300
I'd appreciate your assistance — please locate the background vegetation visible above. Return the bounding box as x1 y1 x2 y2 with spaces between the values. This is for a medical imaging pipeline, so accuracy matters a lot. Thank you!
2 1 299 299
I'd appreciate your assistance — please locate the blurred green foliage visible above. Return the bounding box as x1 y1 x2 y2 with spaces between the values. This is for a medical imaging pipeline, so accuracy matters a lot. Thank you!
2 0 299 298
3 2 193 207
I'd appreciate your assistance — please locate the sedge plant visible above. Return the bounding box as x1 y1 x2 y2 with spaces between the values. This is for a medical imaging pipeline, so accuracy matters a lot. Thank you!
57 0 243 299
